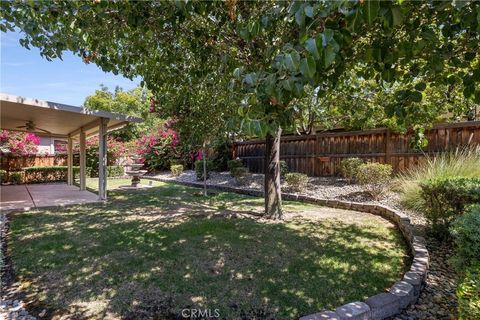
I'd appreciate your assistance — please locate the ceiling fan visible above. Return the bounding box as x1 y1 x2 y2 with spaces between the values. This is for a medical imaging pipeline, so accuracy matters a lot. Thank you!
16 120 51 134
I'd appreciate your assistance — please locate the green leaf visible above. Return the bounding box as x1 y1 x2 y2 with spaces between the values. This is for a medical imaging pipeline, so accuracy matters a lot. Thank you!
472 69 480 82
305 38 320 59
295 8 305 26
347 9 363 32
415 82 426 91
363 0 380 24
474 90 480 104
411 91 423 103
322 29 334 46
324 45 336 68
304 5 314 18
382 69 394 82
248 21 260 37
463 84 475 99
391 7 404 26
233 67 243 79
244 73 255 85
300 56 316 78
290 50 300 69
282 78 294 91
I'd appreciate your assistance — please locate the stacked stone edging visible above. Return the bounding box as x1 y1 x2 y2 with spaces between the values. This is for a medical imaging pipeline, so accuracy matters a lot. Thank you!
145 177 429 320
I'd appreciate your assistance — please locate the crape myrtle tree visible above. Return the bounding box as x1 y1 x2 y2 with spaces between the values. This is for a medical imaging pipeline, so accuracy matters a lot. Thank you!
2 1 479 219
84 85 165 141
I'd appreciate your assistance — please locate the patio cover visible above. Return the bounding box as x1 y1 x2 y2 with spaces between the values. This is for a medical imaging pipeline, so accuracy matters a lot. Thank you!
0 93 143 200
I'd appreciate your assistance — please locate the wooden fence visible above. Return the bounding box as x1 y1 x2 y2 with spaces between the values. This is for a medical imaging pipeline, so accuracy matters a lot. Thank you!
0 155 67 172
233 121 480 176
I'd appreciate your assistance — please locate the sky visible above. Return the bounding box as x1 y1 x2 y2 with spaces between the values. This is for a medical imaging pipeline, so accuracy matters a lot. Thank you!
0 30 140 106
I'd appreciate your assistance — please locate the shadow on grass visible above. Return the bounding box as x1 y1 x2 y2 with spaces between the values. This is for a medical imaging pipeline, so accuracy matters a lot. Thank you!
9 183 409 320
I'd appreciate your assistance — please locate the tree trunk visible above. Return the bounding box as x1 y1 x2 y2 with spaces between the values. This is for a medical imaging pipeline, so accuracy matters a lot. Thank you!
203 140 207 197
264 128 283 219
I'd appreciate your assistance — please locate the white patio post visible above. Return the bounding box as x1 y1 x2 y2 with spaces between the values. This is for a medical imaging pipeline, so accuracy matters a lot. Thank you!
98 117 109 200
67 136 73 185
79 129 86 191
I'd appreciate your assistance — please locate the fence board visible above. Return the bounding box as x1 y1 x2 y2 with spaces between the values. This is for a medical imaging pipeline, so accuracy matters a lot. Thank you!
233 121 480 176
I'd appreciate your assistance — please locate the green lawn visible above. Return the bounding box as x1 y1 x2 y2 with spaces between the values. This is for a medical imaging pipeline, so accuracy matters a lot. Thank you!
10 179 409 319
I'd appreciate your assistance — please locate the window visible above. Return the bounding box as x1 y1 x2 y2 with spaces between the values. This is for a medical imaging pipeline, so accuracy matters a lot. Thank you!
54 139 68 154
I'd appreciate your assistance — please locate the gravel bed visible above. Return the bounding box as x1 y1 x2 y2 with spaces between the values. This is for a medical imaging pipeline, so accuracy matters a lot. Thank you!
149 170 458 320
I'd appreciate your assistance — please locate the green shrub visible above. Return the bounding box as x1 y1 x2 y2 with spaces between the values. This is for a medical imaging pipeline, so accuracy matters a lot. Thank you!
285 172 308 192
398 146 480 212
340 157 363 183
357 162 393 200
231 166 249 185
194 160 213 180
210 139 231 171
0 169 6 183
450 205 480 269
24 166 68 183
106 165 124 177
9 171 24 184
170 164 184 177
227 159 244 174
280 160 289 178
421 177 480 237
73 167 93 179
457 265 480 320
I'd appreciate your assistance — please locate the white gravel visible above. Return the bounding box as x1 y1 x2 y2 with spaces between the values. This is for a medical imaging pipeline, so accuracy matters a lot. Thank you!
148 170 427 230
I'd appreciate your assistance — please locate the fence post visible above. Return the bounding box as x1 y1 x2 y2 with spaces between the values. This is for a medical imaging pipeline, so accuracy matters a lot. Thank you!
385 128 391 165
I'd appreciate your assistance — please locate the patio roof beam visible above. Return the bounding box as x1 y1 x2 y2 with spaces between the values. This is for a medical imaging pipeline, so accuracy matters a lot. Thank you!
68 118 101 137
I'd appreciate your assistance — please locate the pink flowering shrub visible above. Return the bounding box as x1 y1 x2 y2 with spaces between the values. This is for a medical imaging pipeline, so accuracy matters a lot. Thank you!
0 130 40 155
72 136 131 176
137 125 179 171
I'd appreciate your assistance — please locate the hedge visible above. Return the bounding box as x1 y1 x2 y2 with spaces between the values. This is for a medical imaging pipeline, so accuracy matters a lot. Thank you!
421 177 480 237
22 165 124 183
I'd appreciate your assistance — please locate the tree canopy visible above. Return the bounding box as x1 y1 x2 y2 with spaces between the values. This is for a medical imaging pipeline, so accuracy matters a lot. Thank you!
2 0 479 217
84 85 164 141
2 1 478 134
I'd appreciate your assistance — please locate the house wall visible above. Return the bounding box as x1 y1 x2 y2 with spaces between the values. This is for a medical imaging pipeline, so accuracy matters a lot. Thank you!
37 135 67 155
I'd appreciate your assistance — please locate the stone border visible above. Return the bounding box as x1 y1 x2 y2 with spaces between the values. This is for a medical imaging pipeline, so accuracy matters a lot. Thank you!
144 177 429 320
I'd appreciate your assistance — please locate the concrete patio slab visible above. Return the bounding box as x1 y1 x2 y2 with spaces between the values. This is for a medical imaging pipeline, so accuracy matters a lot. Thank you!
0 183 100 212
0 184 34 211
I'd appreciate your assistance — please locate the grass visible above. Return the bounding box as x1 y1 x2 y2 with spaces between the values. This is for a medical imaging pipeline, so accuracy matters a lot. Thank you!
397 146 480 212
10 179 409 319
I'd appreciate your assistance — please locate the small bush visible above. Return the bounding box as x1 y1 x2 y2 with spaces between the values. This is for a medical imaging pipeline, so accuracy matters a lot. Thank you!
280 160 289 178
457 265 480 320
9 171 24 184
170 164 184 177
340 157 363 183
0 169 6 183
24 166 67 183
194 160 213 180
73 167 93 179
357 162 393 200
106 165 124 177
227 159 244 174
285 172 308 192
398 146 480 212
450 205 480 269
421 177 480 237
231 166 249 185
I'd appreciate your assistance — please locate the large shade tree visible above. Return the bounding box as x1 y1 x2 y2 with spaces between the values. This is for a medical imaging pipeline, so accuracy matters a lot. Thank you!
2 0 479 219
